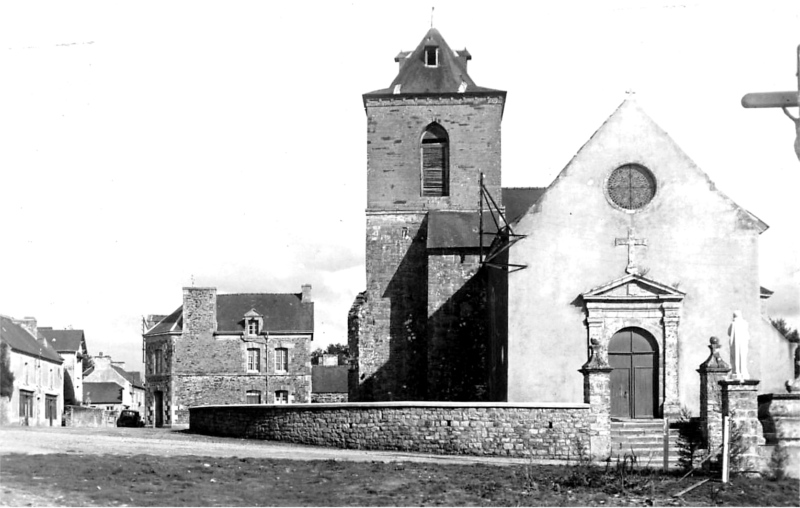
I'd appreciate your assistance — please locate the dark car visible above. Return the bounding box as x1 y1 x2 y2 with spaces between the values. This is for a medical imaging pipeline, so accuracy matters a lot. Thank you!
116 410 145 427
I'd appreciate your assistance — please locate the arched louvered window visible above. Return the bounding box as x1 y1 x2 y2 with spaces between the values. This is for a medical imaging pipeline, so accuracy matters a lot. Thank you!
421 123 449 197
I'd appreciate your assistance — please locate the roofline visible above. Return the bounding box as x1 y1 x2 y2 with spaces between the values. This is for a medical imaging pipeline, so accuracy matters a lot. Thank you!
363 90 507 117
5 346 64 364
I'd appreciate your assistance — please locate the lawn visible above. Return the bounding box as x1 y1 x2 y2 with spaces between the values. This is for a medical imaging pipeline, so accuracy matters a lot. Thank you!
1 453 797 506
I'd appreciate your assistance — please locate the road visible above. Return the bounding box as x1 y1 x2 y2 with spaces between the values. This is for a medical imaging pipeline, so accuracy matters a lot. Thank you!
0 425 533 465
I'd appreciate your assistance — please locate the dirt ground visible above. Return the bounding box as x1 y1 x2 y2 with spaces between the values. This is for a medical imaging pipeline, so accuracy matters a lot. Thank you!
1 426 797 506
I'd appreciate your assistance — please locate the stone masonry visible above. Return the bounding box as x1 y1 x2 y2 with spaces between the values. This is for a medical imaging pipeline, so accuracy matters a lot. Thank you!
720 379 764 476
190 402 593 459
698 336 730 457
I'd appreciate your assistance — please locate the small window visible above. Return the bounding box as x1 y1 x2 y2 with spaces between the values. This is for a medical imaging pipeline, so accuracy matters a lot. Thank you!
247 348 260 372
421 123 449 197
275 390 288 404
275 348 288 373
246 390 261 404
424 46 438 67
607 164 656 211
155 350 164 374
247 319 259 336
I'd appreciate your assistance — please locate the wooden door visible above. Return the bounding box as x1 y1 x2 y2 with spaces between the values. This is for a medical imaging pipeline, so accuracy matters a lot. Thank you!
154 391 163 428
609 328 657 419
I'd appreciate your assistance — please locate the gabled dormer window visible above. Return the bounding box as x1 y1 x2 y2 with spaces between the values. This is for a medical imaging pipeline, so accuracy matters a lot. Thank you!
243 309 263 337
424 46 438 67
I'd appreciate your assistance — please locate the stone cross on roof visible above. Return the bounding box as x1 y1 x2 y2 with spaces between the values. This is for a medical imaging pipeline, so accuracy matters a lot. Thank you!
615 227 647 275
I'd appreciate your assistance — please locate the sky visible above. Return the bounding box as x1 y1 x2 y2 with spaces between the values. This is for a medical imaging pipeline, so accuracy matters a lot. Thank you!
1 1 798 374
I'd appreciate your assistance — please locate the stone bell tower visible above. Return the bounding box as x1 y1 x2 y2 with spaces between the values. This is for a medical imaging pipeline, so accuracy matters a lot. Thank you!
349 28 506 401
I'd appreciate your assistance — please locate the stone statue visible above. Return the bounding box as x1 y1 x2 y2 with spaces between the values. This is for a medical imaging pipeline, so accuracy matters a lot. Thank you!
728 310 750 380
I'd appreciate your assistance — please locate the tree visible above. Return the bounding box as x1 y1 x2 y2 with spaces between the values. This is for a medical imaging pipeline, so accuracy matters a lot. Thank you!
0 343 15 398
771 318 800 343
311 343 349 365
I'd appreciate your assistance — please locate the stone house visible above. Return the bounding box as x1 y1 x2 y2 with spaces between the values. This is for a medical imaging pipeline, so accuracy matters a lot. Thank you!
0 315 64 426
143 285 314 427
83 353 145 413
348 28 796 421
39 327 90 405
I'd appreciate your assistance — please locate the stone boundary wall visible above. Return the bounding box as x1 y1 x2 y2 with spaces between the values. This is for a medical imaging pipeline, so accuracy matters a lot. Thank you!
190 401 593 459
63 406 114 427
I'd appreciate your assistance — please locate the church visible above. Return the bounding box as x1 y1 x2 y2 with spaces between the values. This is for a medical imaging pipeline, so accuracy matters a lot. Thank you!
347 28 795 419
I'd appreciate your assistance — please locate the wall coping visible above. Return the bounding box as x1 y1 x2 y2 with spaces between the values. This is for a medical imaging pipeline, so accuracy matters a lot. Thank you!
190 401 591 410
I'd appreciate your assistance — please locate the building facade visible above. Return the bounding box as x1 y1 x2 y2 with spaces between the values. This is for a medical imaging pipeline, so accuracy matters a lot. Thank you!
39 328 89 405
83 353 145 413
0 316 64 426
348 28 796 419
143 285 314 426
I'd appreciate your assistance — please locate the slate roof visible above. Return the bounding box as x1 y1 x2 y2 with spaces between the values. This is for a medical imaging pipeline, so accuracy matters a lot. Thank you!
39 328 85 353
0 316 63 363
365 28 503 96
312 365 349 393
502 187 547 224
112 365 144 389
145 293 313 335
216 294 313 333
84 382 123 404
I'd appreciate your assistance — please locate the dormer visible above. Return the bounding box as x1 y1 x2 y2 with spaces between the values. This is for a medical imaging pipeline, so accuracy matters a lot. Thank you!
243 309 263 337
424 45 439 67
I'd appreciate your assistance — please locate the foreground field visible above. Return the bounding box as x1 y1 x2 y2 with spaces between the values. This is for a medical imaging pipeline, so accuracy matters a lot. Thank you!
0 427 796 506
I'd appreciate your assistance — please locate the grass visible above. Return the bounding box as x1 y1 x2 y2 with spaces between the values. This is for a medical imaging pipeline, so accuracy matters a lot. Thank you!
1 452 797 506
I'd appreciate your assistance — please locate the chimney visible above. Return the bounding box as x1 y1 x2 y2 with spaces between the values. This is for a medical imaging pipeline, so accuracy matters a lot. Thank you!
301 284 312 304
13 317 37 339
183 287 218 337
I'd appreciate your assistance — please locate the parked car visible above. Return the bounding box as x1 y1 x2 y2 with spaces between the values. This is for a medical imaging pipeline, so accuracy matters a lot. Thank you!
116 410 144 427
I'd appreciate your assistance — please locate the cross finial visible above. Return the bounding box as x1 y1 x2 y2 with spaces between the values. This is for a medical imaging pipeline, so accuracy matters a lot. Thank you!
431 6 434 28
615 227 648 274
191 274 195 287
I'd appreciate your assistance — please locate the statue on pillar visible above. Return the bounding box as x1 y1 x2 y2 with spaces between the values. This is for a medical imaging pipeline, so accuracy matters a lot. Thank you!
728 310 751 380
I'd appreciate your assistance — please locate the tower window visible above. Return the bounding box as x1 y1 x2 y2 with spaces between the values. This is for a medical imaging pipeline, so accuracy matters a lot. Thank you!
424 46 438 67
421 123 449 197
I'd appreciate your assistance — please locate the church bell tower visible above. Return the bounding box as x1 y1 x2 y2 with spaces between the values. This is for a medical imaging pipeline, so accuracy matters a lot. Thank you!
349 28 507 401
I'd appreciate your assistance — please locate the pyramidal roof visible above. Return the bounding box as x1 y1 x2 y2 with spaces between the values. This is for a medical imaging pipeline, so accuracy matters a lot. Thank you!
365 28 503 96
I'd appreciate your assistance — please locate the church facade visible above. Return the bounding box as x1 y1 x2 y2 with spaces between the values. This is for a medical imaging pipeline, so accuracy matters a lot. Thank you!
348 28 795 419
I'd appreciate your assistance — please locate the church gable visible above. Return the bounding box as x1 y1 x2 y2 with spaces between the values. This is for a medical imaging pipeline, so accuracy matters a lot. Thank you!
514 98 767 234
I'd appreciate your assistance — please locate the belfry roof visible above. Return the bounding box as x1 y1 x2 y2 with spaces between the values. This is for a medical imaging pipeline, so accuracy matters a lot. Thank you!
365 28 503 96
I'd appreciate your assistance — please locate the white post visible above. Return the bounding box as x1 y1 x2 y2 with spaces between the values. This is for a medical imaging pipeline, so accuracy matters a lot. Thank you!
721 415 730 483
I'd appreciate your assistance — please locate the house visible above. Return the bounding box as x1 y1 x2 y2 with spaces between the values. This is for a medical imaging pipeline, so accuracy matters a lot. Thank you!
0 315 64 426
348 28 796 419
39 327 90 405
83 353 144 413
143 285 314 427
311 354 348 403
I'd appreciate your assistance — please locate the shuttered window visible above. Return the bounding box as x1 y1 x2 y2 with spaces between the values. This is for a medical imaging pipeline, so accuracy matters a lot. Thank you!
421 124 449 197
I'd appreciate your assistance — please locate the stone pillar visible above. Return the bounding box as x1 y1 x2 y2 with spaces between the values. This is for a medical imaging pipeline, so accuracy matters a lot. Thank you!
662 302 681 418
580 338 612 459
720 379 764 476
759 394 800 479
698 337 731 454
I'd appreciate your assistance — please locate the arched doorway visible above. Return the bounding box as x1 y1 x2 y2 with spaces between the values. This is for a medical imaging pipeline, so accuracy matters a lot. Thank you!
609 328 658 419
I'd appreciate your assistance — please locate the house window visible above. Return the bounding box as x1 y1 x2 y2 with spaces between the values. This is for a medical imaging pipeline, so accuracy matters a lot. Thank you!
275 390 288 404
247 348 260 372
155 349 163 374
247 320 259 335
275 348 288 373
424 46 438 67
19 390 33 419
421 124 449 197
246 390 261 404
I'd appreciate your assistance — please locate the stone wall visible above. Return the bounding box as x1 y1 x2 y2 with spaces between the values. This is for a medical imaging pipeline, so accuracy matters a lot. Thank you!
63 405 111 427
311 392 348 403
190 402 594 459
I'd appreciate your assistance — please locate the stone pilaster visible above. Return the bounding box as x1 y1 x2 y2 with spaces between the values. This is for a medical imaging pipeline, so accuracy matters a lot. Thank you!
698 337 731 454
580 338 612 459
662 302 681 418
720 379 764 476
759 394 800 479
